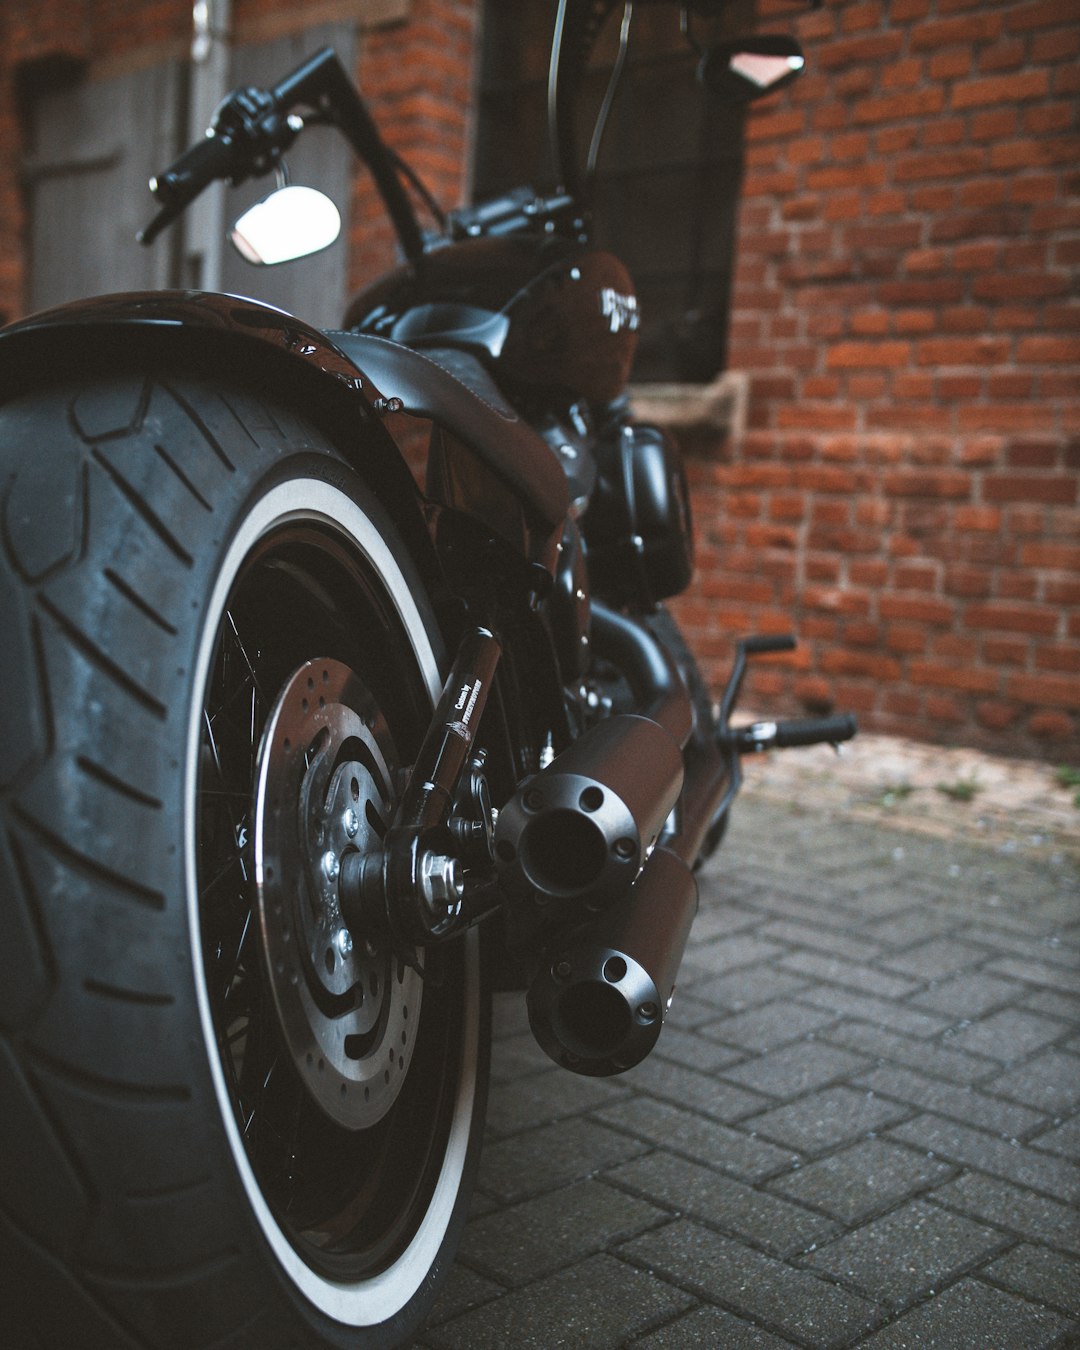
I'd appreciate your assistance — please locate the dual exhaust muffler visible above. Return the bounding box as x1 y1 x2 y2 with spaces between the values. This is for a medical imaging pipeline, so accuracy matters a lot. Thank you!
494 714 698 1076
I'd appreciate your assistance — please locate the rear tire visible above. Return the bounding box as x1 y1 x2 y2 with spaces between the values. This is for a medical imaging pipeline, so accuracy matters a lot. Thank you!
0 368 488 1347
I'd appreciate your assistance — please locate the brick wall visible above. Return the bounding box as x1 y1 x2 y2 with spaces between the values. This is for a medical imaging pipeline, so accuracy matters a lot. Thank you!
671 0 1080 759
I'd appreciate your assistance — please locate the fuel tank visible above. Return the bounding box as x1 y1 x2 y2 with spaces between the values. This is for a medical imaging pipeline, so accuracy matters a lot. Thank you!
344 236 639 404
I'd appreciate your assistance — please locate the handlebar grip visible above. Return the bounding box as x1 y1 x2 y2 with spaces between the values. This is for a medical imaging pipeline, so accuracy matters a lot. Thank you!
742 635 796 656
773 714 857 748
150 131 236 209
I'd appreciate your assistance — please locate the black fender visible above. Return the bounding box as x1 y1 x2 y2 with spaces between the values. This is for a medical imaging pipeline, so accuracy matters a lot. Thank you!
0 290 451 594
0 290 565 581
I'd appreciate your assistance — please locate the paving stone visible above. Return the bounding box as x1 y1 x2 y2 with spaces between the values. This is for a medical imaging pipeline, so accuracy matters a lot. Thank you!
768 1138 956 1225
930 1172 1080 1256
738 887 870 930
878 937 992 982
855 1277 1072 1349
621 1220 880 1345
630 1303 798 1348
477 1116 650 1203
803 1198 1006 1308
854 1065 1045 1140
623 1054 771 1122
424 1262 505 1327
945 1007 1070 1062
822 1021 995 1085
425 1252 695 1349
685 904 762 942
431 795 1080 1348
484 1066 627 1137
680 933 788 977
981 1243 1080 1317
755 918 882 963
488 1031 554 1083
910 970 1025 1019
984 957 1080 996
1028 1113 1080 1159
702 1000 840 1053
457 1179 664 1287
650 1024 746 1073
491 991 532 1039
1021 987 1080 1023
961 926 1080 970
719 1041 872 1100
607 1151 838 1257
661 987 731 1030
690 964 809 1012
743 1085 913 1154
591 1095 800 1181
796 985 952 1038
861 907 959 949
887 1114 1080 1204
776 951 920 1000
991 1047 1080 1114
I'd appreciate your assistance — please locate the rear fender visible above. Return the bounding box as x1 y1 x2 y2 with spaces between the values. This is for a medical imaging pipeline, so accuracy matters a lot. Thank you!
0 290 439 599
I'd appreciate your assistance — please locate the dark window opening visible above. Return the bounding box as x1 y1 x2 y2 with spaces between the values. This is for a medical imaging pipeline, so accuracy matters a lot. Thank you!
474 2 749 384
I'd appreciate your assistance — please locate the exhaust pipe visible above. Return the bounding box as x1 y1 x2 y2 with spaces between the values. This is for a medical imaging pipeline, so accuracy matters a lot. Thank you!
493 714 683 907
527 846 698 1076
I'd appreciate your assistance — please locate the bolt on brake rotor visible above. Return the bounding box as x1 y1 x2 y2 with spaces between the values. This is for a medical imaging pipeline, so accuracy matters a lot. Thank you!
253 657 422 1129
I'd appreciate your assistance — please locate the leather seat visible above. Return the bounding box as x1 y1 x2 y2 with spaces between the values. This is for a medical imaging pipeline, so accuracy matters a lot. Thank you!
327 331 569 532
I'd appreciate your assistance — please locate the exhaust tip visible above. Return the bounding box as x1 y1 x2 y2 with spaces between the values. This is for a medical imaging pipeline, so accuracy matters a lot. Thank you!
527 946 663 1077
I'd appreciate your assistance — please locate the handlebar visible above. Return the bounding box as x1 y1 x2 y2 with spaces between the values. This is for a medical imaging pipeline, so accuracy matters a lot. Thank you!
723 714 858 754
139 46 426 263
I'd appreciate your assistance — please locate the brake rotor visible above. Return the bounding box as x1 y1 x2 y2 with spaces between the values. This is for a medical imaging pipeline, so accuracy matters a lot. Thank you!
253 657 422 1129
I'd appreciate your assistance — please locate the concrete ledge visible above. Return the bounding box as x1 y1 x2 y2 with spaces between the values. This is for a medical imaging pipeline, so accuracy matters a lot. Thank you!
629 370 748 448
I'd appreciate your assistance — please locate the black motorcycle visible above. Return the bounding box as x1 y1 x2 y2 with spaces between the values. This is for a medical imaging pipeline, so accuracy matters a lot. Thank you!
0 2 851 1345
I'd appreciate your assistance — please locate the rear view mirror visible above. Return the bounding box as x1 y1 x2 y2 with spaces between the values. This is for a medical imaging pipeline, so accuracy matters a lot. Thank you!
230 185 341 266
699 35 805 103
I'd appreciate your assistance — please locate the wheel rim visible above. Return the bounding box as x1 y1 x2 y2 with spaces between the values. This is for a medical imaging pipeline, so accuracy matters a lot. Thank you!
184 478 479 1326
253 656 423 1129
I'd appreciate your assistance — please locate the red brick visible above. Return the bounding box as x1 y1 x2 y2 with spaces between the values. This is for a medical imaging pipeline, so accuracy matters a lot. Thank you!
1027 710 1077 740
917 337 1011 366
964 604 1060 635
924 693 966 723
883 471 971 498
895 149 989 181
984 637 1030 665
1007 0 1080 31
909 13 1004 46
1020 540 1080 567
909 661 1000 694
853 88 947 123
930 48 973 80
1031 26 1080 61
879 595 956 624
820 649 903 680
945 564 994 597
1017 336 1080 364
951 69 1051 108
977 271 1069 298
953 505 1003 532
983 474 1078 504
1008 673 1080 707
976 700 1022 731
827 341 911 368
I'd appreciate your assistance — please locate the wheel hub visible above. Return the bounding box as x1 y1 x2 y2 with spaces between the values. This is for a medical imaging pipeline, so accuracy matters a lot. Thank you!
253 657 422 1128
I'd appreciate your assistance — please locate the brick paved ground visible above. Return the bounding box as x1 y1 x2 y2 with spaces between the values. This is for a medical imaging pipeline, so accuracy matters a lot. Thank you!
415 791 1080 1348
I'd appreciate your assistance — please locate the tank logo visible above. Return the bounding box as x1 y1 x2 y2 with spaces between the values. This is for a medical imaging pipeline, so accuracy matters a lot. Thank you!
600 287 640 333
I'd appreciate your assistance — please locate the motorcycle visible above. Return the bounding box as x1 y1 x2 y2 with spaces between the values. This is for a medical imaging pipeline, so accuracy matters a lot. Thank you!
0 2 852 1345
